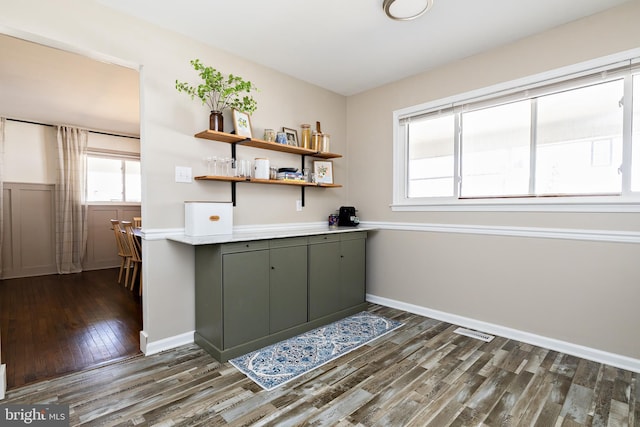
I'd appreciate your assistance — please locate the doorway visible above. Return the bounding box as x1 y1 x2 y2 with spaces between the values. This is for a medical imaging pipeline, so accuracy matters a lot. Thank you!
0 33 143 390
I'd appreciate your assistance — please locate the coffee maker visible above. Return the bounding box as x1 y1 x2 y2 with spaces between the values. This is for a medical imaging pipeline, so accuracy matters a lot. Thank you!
338 206 359 227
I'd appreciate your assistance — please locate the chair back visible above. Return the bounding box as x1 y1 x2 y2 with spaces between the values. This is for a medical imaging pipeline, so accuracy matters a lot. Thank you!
133 217 142 228
111 219 131 257
122 221 141 262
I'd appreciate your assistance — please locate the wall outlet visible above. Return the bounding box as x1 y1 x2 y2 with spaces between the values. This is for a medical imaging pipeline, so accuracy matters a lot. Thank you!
296 200 303 211
175 166 192 183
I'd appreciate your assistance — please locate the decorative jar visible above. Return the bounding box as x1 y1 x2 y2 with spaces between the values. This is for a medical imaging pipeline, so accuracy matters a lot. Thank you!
300 124 311 149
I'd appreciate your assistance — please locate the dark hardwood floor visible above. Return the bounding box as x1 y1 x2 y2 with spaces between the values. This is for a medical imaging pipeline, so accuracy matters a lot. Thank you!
0 268 143 389
2 304 638 426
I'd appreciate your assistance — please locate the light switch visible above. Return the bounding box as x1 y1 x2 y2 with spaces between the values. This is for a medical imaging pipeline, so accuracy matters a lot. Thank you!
175 166 193 183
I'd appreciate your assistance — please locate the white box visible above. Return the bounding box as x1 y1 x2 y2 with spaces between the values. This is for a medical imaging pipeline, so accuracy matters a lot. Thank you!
185 202 233 236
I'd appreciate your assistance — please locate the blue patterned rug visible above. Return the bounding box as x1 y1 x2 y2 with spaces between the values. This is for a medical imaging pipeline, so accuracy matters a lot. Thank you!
229 311 403 391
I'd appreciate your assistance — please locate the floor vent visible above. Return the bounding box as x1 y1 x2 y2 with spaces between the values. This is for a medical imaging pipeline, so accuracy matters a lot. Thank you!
453 327 495 342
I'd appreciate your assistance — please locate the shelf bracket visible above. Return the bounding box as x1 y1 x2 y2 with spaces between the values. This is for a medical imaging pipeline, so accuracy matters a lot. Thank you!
301 155 306 207
231 181 237 206
229 139 248 207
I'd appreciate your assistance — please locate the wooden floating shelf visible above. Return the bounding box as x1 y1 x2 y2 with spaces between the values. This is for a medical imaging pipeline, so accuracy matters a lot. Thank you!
194 175 246 182
194 175 342 188
194 129 342 159
193 129 343 206
194 130 247 144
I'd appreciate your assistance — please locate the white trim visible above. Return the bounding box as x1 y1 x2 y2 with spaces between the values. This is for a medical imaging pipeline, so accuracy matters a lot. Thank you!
367 294 640 373
390 198 640 213
141 228 184 241
141 330 194 356
360 220 640 244
0 364 6 400
0 25 140 71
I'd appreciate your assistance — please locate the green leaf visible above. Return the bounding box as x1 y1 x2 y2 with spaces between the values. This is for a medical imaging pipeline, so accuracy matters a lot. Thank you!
176 59 259 114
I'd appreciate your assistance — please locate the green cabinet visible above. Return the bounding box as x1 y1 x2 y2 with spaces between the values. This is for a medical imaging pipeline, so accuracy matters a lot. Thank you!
339 235 367 309
194 231 367 362
269 238 308 333
308 233 366 321
222 247 270 348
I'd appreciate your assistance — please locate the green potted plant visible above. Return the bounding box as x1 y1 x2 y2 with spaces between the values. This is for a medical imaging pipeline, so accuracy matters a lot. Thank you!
175 59 258 132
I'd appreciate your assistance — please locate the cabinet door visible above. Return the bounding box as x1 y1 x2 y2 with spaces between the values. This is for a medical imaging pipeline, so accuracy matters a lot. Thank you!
339 236 366 311
308 241 341 320
269 245 308 333
223 249 270 348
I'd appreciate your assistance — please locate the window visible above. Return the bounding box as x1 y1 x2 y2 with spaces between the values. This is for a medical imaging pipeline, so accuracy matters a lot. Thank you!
393 50 640 211
87 153 141 203
632 74 640 192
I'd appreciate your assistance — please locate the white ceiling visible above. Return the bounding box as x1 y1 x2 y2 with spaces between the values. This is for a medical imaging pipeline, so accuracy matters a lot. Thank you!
0 0 631 137
97 0 632 96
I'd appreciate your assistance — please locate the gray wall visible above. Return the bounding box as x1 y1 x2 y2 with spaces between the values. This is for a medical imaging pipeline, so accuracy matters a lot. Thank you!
348 1 640 361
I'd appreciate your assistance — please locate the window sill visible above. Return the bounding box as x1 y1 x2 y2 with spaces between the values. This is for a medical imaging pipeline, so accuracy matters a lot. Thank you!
391 195 640 212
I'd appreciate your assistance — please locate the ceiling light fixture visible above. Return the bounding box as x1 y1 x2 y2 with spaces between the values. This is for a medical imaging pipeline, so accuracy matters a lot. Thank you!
383 0 434 21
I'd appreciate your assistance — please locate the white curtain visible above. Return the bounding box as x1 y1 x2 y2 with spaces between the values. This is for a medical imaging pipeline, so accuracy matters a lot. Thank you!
55 126 88 274
0 117 5 277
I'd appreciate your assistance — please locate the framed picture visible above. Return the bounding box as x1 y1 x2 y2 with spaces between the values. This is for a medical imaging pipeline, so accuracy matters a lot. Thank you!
313 160 333 184
232 109 252 138
282 127 298 146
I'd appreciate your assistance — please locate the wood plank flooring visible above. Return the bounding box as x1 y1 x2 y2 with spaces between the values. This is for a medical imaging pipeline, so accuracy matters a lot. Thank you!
2 304 638 426
0 268 143 388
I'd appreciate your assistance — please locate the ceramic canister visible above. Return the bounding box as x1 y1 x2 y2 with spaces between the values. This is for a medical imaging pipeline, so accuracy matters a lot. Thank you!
254 158 270 179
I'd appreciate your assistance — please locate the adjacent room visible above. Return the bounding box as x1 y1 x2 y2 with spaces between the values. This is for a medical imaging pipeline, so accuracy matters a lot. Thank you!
0 35 143 387
1 0 639 425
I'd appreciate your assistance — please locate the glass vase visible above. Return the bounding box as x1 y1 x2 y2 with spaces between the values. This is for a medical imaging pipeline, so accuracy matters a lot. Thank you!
209 110 223 132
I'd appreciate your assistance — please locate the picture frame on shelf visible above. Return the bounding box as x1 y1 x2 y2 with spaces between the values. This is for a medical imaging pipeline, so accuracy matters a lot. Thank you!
232 109 253 138
282 127 298 146
313 160 333 184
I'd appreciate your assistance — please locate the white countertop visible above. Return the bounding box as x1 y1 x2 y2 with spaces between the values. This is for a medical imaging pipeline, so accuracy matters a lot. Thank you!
167 225 376 246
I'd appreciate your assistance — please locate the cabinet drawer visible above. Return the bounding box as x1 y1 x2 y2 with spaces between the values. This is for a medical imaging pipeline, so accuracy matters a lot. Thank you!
221 240 269 254
269 236 308 249
340 231 367 241
308 234 340 244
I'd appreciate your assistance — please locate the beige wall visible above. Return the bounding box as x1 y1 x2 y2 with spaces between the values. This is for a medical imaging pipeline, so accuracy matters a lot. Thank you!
348 1 640 360
3 121 57 184
3 120 140 185
0 0 348 348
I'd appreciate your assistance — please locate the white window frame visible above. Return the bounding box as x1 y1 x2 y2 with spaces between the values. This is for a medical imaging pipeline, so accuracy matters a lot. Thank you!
392 48 640 212
86 149 141 205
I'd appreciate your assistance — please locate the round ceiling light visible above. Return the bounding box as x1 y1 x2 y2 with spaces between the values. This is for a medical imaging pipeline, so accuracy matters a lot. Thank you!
383 0 434 21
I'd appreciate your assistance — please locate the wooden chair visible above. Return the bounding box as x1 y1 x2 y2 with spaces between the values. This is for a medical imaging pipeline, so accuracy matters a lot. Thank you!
122 221 142 295
133 217 142 228
111 219 132 285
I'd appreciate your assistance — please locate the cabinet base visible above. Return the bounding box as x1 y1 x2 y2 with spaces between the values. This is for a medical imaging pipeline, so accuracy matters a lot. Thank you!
196 303 368 362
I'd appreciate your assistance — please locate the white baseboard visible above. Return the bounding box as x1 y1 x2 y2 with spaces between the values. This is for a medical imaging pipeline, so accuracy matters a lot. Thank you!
367 294 640 373
140 330 194 356
0 364 6 400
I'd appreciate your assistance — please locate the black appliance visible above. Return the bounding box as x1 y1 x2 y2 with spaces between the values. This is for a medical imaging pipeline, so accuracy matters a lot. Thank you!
338 206 359 227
